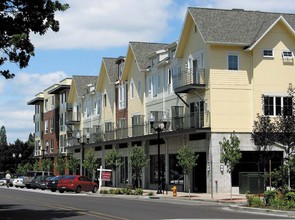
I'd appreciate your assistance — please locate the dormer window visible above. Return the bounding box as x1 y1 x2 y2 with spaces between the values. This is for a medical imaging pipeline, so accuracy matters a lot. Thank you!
263 49 274 57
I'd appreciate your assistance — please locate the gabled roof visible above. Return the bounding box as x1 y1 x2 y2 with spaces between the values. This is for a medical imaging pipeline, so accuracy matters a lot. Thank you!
187 7 295 47
72 75 97 97
129 42 169 71
103 57 119 83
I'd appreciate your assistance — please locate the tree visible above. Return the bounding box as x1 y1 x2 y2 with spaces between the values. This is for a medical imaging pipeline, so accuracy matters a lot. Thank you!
56 157 66 175
0 0 69 79
105 149 122 187
130 146 149 188
252 114 276 190
33 160 39 171
0 126 7 146
177 145 198 197
67 154 79 175
83 149 98 180
42 158 53 172
219 132 242 200
273 83 295 190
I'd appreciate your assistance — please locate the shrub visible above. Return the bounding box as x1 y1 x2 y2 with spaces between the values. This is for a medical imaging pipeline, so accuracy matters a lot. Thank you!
264 190 277 206
115 188 123 194
285 192 295 201
147 192 154 196
100 189 108 194
246 194 264 208
108 189 115 194
134 188 143 195
269 197 286 209
122 187 133 195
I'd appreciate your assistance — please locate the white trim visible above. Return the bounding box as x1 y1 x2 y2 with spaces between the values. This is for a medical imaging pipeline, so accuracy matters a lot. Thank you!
262 49 274 58
248 16 295 51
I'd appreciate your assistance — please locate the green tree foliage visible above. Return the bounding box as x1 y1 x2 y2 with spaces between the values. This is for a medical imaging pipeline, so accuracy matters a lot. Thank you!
83 149 98 180
0 126 7 146
219 132 242 199
130 146 149 188
56 157 66 175
105 149 122 187
33 160 39 171
177 145 198 195
67 154 79 175
252 114 276 190
16 162 33 175
42 158 53 172
0 0 69 79
273 85 295 190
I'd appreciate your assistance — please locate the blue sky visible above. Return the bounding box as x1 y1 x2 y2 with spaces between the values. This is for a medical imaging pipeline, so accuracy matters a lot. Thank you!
1 0 295 143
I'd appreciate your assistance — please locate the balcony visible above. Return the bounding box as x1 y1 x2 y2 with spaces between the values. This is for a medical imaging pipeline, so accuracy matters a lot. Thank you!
132 124 144 137
66 112 81 125
173 68 206 93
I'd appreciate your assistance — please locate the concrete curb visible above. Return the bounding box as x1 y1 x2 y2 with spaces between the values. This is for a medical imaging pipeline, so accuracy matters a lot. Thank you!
229 204 295 218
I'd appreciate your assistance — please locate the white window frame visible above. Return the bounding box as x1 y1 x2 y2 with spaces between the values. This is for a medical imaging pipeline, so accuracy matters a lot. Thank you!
227 53 239 70
282 50 294 59
118 84 126 109
263 49 274 58
263 94 292 116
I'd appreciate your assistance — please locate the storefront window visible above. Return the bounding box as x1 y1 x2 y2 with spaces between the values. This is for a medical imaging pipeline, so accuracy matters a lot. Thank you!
169 154 183 185
150 154 165 184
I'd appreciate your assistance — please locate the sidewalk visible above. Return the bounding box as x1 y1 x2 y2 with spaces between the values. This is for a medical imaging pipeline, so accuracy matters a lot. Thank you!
144 190 247 204
99 187 247 204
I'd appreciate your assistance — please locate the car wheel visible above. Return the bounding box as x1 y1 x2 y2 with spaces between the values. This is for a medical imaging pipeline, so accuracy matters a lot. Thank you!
20 187 24 188
75 186 81 193
59 190 64 193
50 189 56 192
15 186 19 188
92 186 98 193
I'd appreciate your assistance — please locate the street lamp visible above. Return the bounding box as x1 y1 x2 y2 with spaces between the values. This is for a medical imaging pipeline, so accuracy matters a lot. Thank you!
149 112 167 194
76 131 90 176
12 153 22 173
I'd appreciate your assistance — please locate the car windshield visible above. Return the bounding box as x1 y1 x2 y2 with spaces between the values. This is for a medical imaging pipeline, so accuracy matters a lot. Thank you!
64 176 76 180
45 176 54 180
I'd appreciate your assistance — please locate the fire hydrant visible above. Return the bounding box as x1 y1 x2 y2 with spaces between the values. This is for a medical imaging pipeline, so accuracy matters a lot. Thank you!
171 186 177 197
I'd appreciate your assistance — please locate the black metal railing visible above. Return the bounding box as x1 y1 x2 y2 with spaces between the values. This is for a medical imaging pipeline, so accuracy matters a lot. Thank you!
173 68 205 90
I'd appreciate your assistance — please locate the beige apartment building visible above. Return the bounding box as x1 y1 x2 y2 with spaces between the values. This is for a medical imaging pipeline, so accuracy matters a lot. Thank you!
28 7 295 195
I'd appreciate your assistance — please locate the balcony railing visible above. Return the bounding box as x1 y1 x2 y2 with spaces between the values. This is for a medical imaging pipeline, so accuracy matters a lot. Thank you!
66 111 209 145
66 112 81 125
173 68 205 92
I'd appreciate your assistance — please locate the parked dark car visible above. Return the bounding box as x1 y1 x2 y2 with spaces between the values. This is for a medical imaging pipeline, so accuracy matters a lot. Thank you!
39 176 55 190
29 176 43 189
47 175 64 192
57 175 98 193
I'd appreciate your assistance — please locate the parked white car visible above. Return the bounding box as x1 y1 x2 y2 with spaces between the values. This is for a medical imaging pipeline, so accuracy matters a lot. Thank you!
13 176 26 188
0 178 7 186
0 178 14 187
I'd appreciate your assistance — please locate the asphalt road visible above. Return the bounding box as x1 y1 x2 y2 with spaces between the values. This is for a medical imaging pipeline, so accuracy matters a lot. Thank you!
0 187 290 220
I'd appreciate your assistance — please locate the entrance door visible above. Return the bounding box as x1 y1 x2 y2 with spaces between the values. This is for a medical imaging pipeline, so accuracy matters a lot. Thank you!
192 152 206 193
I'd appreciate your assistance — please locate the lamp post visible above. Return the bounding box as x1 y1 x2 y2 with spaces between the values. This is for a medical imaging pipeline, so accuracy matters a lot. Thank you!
76 131 90 176
149 112 167 194
12 153 22 173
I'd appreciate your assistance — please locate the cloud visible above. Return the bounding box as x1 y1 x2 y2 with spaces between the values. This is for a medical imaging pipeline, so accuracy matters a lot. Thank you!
0 71 68 143
31 0 174 49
